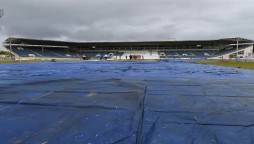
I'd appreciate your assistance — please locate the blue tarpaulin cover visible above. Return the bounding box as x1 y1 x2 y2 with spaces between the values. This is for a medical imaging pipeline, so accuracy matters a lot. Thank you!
0 61 254 144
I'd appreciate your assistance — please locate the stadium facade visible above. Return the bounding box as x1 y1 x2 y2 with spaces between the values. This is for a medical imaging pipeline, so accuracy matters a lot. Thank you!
2 37 254 60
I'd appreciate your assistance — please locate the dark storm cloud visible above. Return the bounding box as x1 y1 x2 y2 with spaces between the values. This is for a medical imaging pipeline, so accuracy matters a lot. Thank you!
0 0 254 42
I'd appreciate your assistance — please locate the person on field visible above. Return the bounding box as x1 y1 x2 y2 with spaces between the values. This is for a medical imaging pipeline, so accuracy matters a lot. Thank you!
104 54 108 60
129 55 132 60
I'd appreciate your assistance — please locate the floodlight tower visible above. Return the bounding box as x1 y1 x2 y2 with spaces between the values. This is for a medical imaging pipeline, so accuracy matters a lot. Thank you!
0 9 4 18
235 37 240 61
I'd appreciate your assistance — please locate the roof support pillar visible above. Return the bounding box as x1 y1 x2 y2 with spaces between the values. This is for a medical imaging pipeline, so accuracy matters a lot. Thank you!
9 38 12 51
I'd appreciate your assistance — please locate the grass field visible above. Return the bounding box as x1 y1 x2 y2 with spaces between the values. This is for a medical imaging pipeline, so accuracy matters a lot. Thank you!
0 60 50 64
197 61 254 70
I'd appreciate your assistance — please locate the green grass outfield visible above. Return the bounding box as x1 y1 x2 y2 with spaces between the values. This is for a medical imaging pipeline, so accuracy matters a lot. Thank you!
197 61 254 70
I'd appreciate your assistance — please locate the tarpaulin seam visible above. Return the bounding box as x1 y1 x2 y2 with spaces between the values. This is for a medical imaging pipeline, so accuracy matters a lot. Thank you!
136 85 147 144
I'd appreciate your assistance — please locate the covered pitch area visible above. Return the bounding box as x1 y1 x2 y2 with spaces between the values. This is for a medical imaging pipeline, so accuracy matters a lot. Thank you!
0 61 254 143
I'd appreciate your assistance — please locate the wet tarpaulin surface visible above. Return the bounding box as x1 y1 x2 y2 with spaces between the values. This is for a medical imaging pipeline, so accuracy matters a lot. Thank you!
0 61 254 144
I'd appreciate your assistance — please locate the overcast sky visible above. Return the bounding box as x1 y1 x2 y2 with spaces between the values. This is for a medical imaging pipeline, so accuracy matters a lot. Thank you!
1 0 254 44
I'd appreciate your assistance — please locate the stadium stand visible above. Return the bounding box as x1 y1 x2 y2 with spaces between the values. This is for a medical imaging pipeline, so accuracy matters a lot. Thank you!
159 49 225 59
82 52 98 58
29 48 60 58
3 37 254 60
123 51 159 60
213 45 249 57
11 46 38 57
162 51 180 58
189 51 205 57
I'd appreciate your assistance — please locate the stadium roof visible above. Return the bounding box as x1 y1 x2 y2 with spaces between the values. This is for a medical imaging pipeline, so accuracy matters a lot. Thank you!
3 37 253 47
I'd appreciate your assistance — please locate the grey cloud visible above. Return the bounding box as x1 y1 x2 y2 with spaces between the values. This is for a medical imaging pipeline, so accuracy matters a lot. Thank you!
0 0 254 42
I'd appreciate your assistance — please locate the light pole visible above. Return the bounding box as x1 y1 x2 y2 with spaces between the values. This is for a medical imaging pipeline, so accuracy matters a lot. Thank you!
0 9 4 18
